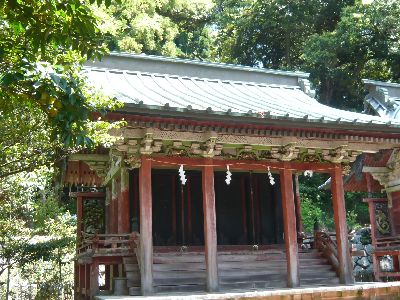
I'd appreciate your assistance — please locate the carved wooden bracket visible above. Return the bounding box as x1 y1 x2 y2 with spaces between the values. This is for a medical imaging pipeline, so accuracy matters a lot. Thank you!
363 149 400 202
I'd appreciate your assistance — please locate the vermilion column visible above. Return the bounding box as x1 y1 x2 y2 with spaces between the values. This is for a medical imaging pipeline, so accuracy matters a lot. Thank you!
119 166 130 233
331 165 354 284
280 164 300 288
90 260 99 298
139 156 153 295
202 161 218 292
111 178 118 233
76 196 83 241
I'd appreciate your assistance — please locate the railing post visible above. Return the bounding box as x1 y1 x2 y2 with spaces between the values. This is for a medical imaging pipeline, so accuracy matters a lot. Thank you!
331 165 354 284
280 163 300 288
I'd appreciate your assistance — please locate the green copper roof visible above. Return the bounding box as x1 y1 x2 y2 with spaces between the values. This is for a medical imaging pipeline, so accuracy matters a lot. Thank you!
84 54 400 130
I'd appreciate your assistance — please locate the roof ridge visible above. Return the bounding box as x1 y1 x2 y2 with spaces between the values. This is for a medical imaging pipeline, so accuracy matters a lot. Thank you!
107 52 310 78
83 67 301 89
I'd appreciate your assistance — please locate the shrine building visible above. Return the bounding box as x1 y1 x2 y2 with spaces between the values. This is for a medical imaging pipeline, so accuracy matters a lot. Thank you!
65 53 400 299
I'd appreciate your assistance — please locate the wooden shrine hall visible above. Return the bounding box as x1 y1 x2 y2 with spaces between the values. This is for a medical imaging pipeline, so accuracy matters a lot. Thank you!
64 53 400 299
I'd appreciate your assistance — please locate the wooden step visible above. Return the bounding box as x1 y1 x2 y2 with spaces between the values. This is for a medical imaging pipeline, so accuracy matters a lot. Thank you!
124 263 139 272
154 284 206 294
220 280 287 291
128 286 141 296
122 256 137 264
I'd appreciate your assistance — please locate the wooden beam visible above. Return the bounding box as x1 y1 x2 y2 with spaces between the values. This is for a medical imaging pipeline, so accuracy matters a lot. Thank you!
69 153 109 162
331 165 354 284
151 156 335 173
119 166 130 233
280 164 300 288
70 192 105 198
104 164 122 186
139 156 153 295
202 161 219 292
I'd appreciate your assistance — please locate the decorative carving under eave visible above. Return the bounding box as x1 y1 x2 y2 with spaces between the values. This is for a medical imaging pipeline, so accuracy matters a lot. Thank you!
162 139 223 158
201 137 217 157
140 132 155 155
85 161 108 179
322 146 360 164
299 149 322 163
125 155 141 169
342 164 352 176
271 144 299 161
387 148 400 170
164 141 192 157
237 145 258 160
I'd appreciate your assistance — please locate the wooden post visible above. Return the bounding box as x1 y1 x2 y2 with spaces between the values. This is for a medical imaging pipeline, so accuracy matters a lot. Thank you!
77 196 83 242
90 261 99 298
111 179 118 233
294 173 303 233
202 161 219 292
331 165 354 284
139 156 153 295
280 164 300 288
119 166 130 233
241 177 248 241
187 176 193 243
79 264 85 296
85 264 90 298
171 174 177 242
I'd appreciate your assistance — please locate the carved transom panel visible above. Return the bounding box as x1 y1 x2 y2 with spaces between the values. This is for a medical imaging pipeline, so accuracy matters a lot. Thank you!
374 202 392 237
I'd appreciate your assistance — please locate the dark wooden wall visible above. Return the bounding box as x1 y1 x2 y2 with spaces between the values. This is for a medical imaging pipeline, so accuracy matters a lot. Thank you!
129 169 284 246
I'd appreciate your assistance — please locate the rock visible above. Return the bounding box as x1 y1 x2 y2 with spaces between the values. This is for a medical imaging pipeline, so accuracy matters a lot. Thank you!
354 265 364 273
365 244 374 255
359 257 370 268
351 235 361 244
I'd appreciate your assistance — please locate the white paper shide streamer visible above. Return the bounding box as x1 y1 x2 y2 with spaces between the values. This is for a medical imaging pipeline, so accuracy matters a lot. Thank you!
304 170 313 177
225 165 232 185
179 164 187 185
267 166 275 185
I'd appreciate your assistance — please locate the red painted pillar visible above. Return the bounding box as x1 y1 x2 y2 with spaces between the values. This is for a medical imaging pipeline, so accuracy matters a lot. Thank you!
85 264 90 298
171 175 177 241
202 160 219 292
280 164 300 288
294 173 303 233
77 196 83 241
139 156 153 295
90 260 99 298
331 165 354 284
241 177 248 241
119 166 130 233
112 178 119 233
79 264 85 296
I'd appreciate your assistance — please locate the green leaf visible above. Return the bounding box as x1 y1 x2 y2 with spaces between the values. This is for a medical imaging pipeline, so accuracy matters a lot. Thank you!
0 72 22 86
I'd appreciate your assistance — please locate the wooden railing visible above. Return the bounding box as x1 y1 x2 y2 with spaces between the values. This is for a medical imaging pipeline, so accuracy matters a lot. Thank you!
314 231 340 275
77 232 139 256
375 235 400 249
